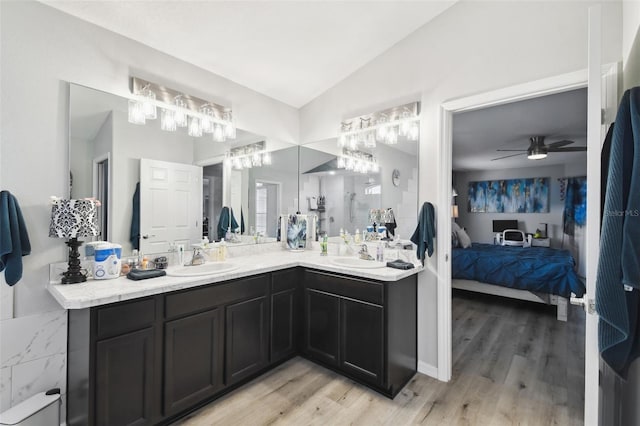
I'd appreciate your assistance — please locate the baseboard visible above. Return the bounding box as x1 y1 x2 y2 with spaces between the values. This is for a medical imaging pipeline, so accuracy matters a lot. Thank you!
417 360 438 379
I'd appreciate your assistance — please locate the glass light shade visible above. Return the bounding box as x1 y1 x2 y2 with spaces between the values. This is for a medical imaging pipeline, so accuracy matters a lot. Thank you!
385 127 398 144
213 124 225 142
408 121 420 141
200 107 214 134
337 156 346 168
376 124 388 141
349 135 358 150
188 117 202 137
242 157 252 168
371 162 380 173
452 205 459 218
527 145 547 160
400 119 411 137
160 108 177 132
232 158 242 169
174 96 188 127
142 89 157 119
263 152 272 165
364 132 376 148
225 121 236 139
338 134 347 148
128 100 146 125
252 152 262 167
346 158 355 170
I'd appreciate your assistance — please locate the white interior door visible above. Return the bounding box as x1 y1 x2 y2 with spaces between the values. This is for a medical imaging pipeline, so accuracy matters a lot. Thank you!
139 158 202 253
583 5 619 425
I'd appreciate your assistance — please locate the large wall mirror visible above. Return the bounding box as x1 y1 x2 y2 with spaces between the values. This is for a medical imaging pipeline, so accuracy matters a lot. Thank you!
69 84 298 256
298 136 418 240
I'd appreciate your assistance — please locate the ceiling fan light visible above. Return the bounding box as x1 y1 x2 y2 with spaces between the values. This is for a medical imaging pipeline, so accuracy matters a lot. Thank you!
527 146 547 160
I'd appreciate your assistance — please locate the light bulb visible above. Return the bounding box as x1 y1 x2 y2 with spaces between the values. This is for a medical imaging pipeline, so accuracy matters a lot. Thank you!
188 117 202 137
160 108 177 131
385 126 398 144
142 88 157 119
263 152 272 165
338 133 347 148
225 121 236 139
364 132 376 148
174 96 188 127
213 124 225 142
128 99 146 125
408 121 419 141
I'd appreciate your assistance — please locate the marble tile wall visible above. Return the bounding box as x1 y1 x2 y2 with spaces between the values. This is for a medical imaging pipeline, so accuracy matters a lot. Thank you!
0 309 67 423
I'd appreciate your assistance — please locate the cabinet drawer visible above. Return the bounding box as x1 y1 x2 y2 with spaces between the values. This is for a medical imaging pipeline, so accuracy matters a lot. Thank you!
96 297 156 340
304 270 383 305
271 268 299 293
165 274 269 319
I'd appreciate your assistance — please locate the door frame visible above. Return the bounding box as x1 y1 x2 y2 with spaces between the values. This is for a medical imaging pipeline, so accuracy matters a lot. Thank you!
436 68 589 383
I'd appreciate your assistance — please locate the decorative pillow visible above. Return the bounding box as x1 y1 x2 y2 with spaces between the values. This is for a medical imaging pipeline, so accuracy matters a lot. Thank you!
457 227 472 249
451 231 460 248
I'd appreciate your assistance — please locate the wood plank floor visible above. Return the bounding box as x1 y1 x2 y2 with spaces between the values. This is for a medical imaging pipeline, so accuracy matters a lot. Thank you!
173 290 585 426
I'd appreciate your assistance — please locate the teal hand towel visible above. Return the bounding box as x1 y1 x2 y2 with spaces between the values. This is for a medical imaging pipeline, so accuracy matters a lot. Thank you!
410 202 435 261
0 191 31 286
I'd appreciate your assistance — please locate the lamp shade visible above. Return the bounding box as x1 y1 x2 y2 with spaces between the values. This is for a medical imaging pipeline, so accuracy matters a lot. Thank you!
49 199 99 239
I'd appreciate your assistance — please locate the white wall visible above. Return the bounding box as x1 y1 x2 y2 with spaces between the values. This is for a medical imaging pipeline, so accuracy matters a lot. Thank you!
300 0 622 372
0 1 298 418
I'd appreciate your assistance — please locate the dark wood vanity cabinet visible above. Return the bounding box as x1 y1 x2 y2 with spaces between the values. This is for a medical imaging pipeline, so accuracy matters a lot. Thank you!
67 268 416 425
302 269 416 396
270 269 301 363
163 308 224 417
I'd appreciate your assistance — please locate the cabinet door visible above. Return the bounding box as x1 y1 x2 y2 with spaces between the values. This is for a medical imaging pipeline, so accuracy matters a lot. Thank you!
341 299 384 387
96 328 154 426
304 289 340 366
271 288 297 363
163 308 223 417
226 296 268 385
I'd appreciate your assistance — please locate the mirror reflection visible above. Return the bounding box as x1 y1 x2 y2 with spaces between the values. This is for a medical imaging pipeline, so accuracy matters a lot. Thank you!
69 84 298 256
299 136 418 240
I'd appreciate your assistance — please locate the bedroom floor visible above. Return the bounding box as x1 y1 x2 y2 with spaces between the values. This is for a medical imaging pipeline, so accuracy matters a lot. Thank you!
173 290 585 426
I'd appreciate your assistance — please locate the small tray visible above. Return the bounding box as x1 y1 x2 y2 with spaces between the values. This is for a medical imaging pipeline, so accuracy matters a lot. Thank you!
127 269 166 281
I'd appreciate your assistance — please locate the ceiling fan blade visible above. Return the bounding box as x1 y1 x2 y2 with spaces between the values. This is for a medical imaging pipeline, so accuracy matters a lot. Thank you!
491 152 527 161
547 140 575 148
496 149 528 152
547 146 587 152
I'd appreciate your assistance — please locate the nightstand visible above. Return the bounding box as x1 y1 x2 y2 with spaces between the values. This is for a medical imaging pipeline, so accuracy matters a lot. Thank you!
531 237 550 247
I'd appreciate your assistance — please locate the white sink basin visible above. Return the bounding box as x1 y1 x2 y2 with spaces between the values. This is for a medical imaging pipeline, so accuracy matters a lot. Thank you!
166 262 239 277
329 257 386 269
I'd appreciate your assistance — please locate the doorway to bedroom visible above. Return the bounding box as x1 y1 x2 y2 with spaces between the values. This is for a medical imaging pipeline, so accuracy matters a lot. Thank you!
448 86 588 423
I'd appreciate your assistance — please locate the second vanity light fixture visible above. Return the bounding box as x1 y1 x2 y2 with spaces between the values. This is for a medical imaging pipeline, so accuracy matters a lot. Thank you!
128 77 236 142
336 149 379 174
224 141 272 170
337 101 420 149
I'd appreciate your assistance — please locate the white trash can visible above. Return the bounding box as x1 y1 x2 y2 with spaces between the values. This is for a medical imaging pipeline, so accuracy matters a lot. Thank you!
0 389 60 426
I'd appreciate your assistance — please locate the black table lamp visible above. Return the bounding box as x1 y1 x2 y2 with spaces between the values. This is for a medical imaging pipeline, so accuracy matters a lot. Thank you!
49 199 99 284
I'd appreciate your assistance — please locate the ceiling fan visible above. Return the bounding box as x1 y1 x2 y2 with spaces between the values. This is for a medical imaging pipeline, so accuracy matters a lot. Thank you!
491 136 587 161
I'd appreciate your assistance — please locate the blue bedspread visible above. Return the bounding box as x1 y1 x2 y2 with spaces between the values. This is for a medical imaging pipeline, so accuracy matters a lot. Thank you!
452 243 585 298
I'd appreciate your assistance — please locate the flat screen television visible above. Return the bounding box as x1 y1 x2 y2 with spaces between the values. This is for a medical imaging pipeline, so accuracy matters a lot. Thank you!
492 219 518 233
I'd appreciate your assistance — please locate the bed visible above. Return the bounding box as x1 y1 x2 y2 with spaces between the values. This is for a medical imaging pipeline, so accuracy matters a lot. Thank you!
451 243 585 321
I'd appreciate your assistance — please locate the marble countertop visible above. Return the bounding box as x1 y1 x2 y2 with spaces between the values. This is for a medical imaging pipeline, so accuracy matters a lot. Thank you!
48 246 422 310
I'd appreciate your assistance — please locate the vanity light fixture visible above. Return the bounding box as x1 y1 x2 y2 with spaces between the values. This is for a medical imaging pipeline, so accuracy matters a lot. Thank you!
337 102 420 149
336 148 379 174
128 77 236 142
224 141 271 170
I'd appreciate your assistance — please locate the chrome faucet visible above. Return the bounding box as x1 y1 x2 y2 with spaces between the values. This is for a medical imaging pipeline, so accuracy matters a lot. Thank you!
188 248 206 266
358 244 374 261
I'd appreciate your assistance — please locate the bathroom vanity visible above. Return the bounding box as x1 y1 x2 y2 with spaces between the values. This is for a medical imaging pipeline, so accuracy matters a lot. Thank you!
50 250 419 426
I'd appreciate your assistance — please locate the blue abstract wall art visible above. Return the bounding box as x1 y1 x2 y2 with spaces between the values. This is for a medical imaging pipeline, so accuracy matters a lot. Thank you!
562 176 587 236
468 177 550 213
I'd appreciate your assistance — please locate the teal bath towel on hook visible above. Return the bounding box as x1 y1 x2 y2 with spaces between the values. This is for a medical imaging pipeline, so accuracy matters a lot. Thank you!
0 191 31 286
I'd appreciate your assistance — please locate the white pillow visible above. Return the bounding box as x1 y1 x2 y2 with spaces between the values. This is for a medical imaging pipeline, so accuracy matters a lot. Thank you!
457 227 472 248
